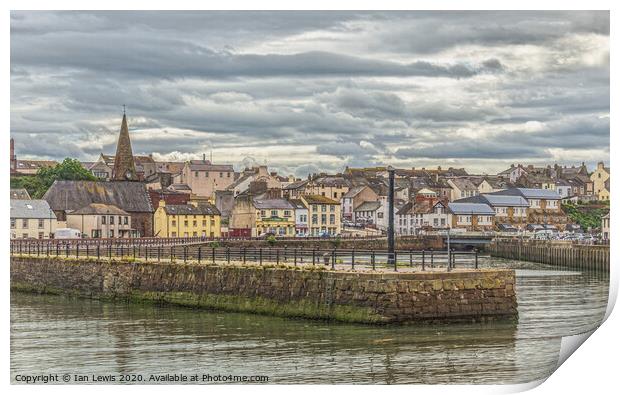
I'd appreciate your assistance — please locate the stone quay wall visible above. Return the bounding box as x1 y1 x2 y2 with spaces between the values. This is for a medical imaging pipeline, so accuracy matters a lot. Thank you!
10 256 517 324
488 240 609 272
209 236 444 251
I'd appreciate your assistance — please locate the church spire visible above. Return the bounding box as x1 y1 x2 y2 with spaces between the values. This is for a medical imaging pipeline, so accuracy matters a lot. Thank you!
112 109 138 181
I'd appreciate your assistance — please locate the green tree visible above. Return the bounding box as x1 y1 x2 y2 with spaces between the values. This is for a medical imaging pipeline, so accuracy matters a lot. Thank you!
10 158 97 199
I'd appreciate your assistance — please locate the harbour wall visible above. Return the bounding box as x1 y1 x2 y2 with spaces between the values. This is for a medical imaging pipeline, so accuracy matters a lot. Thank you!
10 256 517 324
488 240 609 272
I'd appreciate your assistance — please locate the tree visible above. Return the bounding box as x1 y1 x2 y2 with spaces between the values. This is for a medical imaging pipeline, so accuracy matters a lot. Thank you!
10 158 97 199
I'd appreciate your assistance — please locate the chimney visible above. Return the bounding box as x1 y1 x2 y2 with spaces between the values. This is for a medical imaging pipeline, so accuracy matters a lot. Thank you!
158 199 166 208
203 153 206 162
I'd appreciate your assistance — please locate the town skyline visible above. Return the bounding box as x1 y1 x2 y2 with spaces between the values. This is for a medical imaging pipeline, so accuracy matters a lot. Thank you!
10 11 610 177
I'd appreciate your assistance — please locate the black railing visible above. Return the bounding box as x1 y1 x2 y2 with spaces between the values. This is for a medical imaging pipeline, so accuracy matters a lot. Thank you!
10 244 484 272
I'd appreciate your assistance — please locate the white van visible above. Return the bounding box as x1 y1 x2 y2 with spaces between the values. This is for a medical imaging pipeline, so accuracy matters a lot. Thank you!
55 228 82 239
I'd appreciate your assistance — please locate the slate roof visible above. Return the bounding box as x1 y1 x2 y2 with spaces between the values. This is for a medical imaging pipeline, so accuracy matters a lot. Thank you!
354 201 381 212
186 160 234 172
289 199 307 210
343 185 368 198
43 180 154 213
253 198 295 210
10 199 56 219
448 178 478 191
70 203 129 216
448 202 495 215
282 179 308 190
491 187 561 200
396 201 413 215
455 194 528 207
10 188 31 200
164 203 220 216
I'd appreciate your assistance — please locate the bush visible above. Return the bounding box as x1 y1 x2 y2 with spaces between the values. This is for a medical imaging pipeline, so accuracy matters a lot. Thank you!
209 241 221 248
330 236 342 248
266 235 277 246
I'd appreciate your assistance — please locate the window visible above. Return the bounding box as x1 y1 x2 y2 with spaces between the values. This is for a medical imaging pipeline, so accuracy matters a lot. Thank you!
11 219 15 229
333 192 337 198
284 210 291 217
330 205 335 212
271 210 278 217
261 210 266 217
321 214 327 224
193 220 197 226
195 171 199 177
202 220 207 227
205 171 209 177
184 220 189 226
22 219 28 228
321 205 326 212
171 232 177 237
38 219 44 229
312 214 318 225
227 172 231 178
219 172 223 177
193 232 197 237
38 232 44 239
102 215 107 224
124 216 128 225
171 220 177 227
22 233 28 239
329 214 335 224
110 216 114 225
109 230 114 238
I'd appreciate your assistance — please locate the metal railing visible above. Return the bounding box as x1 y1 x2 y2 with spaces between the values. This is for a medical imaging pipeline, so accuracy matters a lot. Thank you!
10 243 483 272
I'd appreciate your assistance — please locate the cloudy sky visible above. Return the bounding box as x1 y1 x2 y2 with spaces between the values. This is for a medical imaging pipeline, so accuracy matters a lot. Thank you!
10 11 609 177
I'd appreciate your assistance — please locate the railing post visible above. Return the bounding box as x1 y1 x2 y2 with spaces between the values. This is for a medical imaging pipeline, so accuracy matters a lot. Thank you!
198 246 202 264
259 248 262 266
294 248 297 266
170 246 174 263
86 244 89 258
97 244 100 261
133 245 136 260
276 248 280 265
227 247 231 264
183 246 187 263
351 249 355 270
371 249 375 270
243 247 247 265
66 243 69 258
475 248 479 269
394 250 398 272
409 249 413 267
312 248 316 265
331 248 336 270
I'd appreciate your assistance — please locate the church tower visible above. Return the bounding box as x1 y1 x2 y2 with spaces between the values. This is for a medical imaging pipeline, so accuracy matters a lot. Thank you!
112 109 138 181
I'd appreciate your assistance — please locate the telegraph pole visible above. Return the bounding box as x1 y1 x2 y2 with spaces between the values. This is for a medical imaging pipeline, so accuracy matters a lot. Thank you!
387 166 395 267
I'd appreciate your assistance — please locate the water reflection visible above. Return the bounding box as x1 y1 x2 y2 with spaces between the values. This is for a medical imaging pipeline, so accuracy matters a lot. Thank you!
10 261 609 385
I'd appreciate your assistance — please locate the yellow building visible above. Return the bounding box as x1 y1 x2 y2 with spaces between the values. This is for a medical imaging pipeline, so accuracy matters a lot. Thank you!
590 162 610 201
301 195 341 236
254 198 296 236
154 200 221 238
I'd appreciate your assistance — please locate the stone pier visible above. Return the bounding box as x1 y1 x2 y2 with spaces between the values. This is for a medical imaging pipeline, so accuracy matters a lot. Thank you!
10 256 518 324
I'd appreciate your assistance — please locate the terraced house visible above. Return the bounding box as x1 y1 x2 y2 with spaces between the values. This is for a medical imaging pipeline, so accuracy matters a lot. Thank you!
448 202 495 231
176 158 236 198
154 200 221 238
455 194 529 227
300 195 341 236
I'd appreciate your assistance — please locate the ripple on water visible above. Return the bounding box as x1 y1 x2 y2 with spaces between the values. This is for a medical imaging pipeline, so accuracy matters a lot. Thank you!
10 261 609 384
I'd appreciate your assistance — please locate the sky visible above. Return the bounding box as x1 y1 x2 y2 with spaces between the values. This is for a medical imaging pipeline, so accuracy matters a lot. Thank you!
10 11 610 177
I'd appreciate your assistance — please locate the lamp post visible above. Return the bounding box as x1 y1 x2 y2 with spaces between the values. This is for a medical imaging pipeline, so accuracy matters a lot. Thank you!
446 209 451 272
387 166 396 268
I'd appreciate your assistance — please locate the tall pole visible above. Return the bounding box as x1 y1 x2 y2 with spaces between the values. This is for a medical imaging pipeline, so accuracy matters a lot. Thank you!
387 166 395 266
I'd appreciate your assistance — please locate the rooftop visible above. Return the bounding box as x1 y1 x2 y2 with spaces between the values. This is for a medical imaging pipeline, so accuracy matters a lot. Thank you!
302 195 340 205
10 199 56 219
164 203 220 216
70 203 129 216
448 202 495 215
354 201 381 212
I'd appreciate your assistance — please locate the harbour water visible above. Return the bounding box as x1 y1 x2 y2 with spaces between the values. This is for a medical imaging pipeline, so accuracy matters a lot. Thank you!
10 258 609 384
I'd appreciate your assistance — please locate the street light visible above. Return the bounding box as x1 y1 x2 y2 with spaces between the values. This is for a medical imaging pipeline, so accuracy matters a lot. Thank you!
387 166 396 268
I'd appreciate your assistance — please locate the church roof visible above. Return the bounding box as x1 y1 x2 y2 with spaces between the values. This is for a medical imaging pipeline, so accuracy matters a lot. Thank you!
112 113 138 181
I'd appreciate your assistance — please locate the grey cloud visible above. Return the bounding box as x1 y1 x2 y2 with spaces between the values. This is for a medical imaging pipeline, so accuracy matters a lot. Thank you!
10 11 610 175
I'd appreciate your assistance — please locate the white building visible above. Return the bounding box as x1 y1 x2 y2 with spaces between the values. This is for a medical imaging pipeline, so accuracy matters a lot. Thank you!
290 199 309 237
10 199 57 239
